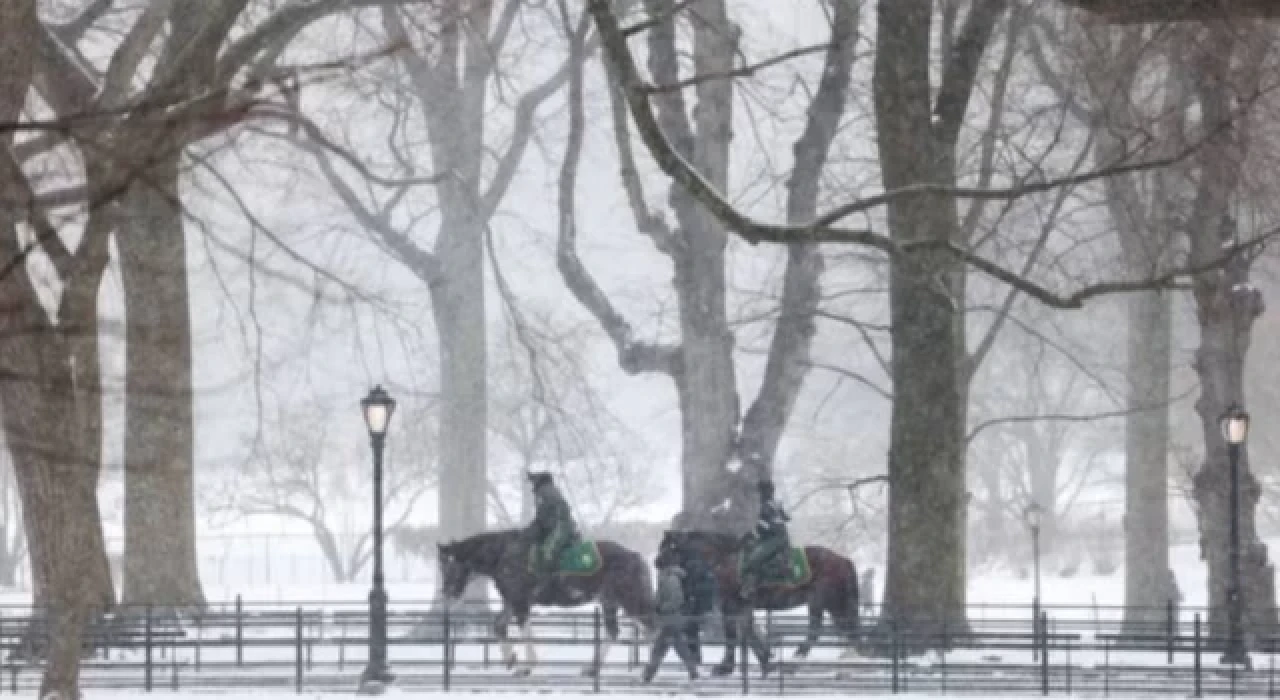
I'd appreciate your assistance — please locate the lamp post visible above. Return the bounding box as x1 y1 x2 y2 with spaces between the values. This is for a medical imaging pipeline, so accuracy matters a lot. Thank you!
1220 403 1250 668
359 385 397 692
1025 502 1043 660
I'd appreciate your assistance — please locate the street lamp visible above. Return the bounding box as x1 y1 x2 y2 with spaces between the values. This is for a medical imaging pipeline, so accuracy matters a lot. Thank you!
359 385 397 692
1025 502 1043 660
1220 403 1251 668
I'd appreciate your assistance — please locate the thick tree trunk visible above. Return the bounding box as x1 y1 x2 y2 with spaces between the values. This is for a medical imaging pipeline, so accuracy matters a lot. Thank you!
0 326 114 698
657 0 741 533
1182 23 1276 649
117 169 205 610
1121 288 1173 628
881 245 969 639
431 215 487 598
872 0 1004 641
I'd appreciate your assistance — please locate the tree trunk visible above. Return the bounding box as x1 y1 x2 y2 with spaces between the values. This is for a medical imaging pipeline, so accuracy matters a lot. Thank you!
116 166 205 610
1121 288 1173 629
881 244 969 639
431 214 488 597
1182 23 1277 649
1190 221 1273 645
872 0 1005 641
654 0 741 533
0 327 114 698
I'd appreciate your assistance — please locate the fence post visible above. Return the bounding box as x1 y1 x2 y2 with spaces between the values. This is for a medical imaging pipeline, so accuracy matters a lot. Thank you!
592 608 601 693
144 604 153 692
1194 614 1202 698
1040 612 1049 696
443 603 452 692
941 617 948 695
1168 598 1176 665
891 620 900 694
740 613 749 696
194 613 202 673
235 595 243 668
294 607 303 694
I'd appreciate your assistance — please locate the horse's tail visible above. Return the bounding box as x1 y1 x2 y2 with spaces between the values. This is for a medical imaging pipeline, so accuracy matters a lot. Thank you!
841 555 861 640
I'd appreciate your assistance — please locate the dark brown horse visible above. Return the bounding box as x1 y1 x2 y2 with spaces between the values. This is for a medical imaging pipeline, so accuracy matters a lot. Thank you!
437 529 656 676
656 530 859 675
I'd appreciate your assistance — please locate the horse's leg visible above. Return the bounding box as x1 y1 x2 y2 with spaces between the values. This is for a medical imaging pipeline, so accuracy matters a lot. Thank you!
581 601 619 677
712 605 739 676
743 610 773 675
795 599 822 659
495 606 518 669
517 616 538 675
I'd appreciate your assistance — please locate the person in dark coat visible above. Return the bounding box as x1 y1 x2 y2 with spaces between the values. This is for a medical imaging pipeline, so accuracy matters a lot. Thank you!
741 479 791 598
680 545 717 663
642 563 700 683
524 471 580 597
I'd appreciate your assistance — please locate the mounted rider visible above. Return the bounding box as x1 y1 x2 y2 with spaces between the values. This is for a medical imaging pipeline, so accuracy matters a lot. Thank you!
740 478 791 598
525 470 581 597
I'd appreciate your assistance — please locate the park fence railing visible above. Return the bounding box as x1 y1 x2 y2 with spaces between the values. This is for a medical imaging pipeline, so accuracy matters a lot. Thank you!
0 599 1276 695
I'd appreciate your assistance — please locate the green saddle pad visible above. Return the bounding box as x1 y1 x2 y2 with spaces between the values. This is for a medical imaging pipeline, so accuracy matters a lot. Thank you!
740 547 812 588
530 540 602 575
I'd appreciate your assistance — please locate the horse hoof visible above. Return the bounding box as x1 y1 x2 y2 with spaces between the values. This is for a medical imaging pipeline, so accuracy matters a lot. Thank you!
711 665 734 677
793 650 810 660
504 655 519 669
513 667 532 678
580 666 600 678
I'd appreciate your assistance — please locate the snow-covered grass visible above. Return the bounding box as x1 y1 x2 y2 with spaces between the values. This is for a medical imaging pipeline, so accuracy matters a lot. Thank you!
75 693 1179 700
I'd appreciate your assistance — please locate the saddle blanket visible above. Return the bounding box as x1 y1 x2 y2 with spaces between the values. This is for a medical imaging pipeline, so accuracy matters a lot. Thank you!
740 547 812 588
528 540 602 575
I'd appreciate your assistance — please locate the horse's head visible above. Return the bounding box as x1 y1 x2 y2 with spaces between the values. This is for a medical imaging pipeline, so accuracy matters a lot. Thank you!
654 530 687 569
437 541 472 600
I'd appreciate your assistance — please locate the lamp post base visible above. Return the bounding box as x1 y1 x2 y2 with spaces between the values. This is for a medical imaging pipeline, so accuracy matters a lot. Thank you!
358 664 396 694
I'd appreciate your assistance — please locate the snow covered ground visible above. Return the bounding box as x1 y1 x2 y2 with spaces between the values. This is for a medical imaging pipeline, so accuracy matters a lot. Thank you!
74 694 1179 700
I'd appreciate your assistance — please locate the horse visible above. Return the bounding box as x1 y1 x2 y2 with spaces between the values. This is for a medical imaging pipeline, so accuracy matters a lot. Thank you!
656 530 860 676
437 529 656 676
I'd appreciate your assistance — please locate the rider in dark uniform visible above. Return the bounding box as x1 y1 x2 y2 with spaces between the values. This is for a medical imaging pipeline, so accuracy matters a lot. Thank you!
525 471 580 597
740 479 790 599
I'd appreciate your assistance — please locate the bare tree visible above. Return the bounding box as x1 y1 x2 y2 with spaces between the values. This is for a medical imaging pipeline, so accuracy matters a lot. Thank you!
210 396 436 584
560 0 860 534
1 1 425 693
301 2 584 591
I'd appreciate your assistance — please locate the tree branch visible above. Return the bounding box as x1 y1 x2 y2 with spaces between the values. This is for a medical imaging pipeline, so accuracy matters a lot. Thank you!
641 42 833 94
556 6 680 377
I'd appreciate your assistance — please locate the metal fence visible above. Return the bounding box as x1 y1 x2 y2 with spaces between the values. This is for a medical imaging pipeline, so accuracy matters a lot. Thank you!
2 599 1280 695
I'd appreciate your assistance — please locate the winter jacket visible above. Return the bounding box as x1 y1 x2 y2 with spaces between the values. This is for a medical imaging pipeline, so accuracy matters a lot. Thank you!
682 553 717 615
656 565 687 617
754 496 791 540
530 480 579 544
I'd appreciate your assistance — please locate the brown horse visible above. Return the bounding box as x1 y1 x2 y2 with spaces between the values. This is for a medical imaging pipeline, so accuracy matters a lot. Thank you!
656 530 859 676
438 529 656 676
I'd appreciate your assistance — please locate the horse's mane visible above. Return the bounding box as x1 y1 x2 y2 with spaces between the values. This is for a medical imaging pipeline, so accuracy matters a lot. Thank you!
677 530 742 549
445 529 523 555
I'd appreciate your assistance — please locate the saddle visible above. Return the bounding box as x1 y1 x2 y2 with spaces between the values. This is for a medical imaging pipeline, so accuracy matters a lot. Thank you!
527 539 602 576
739 547 812 588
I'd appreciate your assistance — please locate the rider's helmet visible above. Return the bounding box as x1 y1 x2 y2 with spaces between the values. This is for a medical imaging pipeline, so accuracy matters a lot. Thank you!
526 470 553 487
